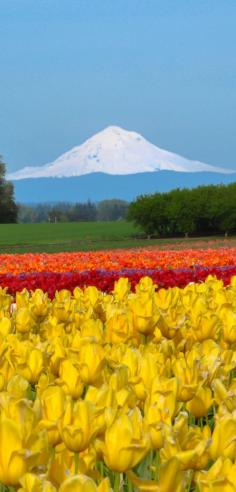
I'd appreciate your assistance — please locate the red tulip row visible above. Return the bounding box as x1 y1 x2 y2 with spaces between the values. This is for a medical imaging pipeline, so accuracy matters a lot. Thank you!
1 265 236 297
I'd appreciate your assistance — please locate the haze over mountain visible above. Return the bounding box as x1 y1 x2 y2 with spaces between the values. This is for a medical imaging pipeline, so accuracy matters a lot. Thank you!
7 126 233 180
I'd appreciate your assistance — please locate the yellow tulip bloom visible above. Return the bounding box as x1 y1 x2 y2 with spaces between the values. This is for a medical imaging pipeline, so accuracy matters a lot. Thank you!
19 472 57 492
196 457 236 492
113 277 131 301
39 385 66 445
0 316 12 336
58 358 84 399
59 475 111 492
210 416 236 461
127 457 187 492
7 374 29 399
186 385 213 418
0 417 28 486
130 297 159 335
106 310 137 344
15 307 34 334
18 348 44 384
173 356 199 402
59 399 98 452
79 341 105 384
103 408 150 472
30 289 50 319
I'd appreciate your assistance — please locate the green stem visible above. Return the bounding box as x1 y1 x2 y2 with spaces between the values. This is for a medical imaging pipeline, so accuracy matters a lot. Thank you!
114 472 121 492
74 452 80 474
127 475 133 492
187 470 194 492
154 450 160 481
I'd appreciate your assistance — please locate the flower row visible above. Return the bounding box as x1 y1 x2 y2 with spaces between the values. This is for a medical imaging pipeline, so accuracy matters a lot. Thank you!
1 246 236 274
0 265 236 297
0 276 236 490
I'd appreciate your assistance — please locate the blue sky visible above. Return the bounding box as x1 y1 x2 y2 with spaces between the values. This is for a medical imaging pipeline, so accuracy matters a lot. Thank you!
1 0 236 172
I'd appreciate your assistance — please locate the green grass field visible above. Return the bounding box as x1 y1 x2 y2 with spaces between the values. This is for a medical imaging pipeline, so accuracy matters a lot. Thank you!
0 221 143 253
0 222 234 254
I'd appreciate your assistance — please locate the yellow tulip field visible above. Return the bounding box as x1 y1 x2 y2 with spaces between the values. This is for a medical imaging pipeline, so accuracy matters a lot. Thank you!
1 270 236 491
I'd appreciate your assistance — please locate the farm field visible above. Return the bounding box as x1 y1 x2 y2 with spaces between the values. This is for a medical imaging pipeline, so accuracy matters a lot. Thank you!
1 240 236 490
0 221 236 253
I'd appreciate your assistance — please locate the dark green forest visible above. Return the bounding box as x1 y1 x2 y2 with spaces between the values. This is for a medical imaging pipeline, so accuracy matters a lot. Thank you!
128 183 236 237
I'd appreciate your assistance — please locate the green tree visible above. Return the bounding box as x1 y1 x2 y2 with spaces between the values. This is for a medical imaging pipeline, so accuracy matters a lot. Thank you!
0 157 18 223
128 182 236 237
97 199 129 221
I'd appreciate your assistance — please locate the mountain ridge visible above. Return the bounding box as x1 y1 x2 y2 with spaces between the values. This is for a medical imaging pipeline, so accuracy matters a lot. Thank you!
7 126 234 180
12 171 236 203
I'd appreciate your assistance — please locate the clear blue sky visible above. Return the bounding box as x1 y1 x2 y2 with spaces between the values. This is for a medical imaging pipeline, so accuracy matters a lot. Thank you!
1 0 236 172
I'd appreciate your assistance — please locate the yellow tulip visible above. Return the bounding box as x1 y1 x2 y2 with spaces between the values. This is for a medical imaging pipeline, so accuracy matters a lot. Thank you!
39 385 66 445
219 307 236 344
0 417 28 486
106 310 137 344
196 457 236 492
59 399 98 452
138 352 159 394
79 341 105 384
0 316 12 336
113 277 131 301
119 346 148 400
80 319 104 342
52 297 74 323
7 374 29 399
135 277 156 296
16 289 30 308
130 296 159 335
30 289 50 319
144 404 165 449
84 286 100 308
47 443 74 487
210 415 236 461
59 475 111 492
58 358 84 399
186 385 213 418
147 376 179 420
192 314 220 342
1 398 42 448
0 287 12 310
86 384 117 434
15 307 34 334
48 338 66 376
109 365 137 408
161 437 210 471
103 408 150 472
40 315 65 340
161 420 211 471
173 356 199 402
155 287 175 311
127 457 187 492
19 473 57 491
18 348 44 383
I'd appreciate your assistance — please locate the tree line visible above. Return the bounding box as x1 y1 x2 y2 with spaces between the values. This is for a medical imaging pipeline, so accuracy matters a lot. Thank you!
18 199 129 223
0 156 129 223
128 183 236 237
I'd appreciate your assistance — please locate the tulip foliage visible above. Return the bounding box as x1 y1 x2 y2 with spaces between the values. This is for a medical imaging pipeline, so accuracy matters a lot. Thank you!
0 274 236 491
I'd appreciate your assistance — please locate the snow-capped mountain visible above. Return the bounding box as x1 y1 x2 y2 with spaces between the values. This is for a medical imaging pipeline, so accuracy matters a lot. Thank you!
7 126 233 180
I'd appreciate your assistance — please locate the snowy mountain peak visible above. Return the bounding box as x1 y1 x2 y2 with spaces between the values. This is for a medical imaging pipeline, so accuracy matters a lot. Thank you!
7 126 233 180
